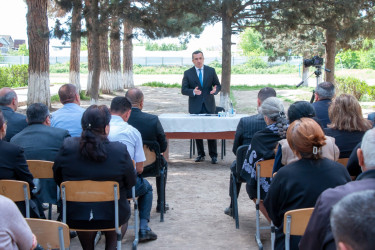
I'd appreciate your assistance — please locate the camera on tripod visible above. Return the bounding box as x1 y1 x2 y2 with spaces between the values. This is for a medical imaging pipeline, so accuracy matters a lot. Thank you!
304 56 324 67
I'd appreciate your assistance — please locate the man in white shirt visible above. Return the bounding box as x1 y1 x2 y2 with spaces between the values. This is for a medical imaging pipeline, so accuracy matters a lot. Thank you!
108 96 157 242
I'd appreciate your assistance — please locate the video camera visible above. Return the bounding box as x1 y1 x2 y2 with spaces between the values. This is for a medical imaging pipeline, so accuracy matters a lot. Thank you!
303 56 323 67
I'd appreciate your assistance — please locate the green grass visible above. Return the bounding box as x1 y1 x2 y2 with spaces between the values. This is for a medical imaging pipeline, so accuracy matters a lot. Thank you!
231 84 313 91
51 94 60 102
51 90 90 103
142 81 181 88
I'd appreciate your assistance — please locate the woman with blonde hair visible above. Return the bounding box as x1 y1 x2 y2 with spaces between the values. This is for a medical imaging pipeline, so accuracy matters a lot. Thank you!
264 118 351 250
325 94 372 158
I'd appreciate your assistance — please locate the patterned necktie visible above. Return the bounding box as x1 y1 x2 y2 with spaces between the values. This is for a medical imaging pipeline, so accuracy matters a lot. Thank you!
198 68 203 87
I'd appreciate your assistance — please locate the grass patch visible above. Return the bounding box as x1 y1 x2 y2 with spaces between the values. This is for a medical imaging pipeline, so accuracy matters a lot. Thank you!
51 94 60 102
231 84 313 91
80 91 90 101
142 81 181 88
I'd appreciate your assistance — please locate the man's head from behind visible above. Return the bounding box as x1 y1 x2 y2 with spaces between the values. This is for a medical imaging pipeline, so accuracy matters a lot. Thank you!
125 88 144 109
357 128 375 172
315 81 335 101
0 87 18 111
257 87 276 107
58 84 80 105
26 103 50 126
110 97 132 122
330 190 375 250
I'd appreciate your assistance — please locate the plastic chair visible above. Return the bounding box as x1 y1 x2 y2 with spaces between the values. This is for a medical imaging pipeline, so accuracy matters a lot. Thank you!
0 180 31 218
283 208 314 250
27 160 55 219
230 144 249 229
142 140 166 222
255 159 276 250
26 218 70 249
60 181 123 250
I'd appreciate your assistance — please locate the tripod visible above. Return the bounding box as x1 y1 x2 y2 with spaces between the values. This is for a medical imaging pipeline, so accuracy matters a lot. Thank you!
296 65 330 103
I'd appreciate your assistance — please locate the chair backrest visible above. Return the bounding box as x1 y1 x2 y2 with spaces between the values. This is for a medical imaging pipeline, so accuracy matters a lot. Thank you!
143 145 157 166
236 144 250 175
256 159 275 178
26 218 70 249
337 158 349 167
27 160 54 179
0 180 30 217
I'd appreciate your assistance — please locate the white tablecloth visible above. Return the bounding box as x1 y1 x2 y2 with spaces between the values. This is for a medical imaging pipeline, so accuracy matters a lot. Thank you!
159 113 247 133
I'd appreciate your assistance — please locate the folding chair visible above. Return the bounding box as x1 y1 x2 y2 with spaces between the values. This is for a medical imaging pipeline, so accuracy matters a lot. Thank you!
27 160 55 219
143 140 166 222
337 158 349 167
255 159 276 250
26 218 70 250
60 181 123 250
230 144 249 229
0 180 31 218
283 208 314 250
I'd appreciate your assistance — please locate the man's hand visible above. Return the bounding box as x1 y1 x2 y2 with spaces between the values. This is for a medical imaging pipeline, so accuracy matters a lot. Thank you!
136 162 144 174
210 85 217 95
194 87 202 95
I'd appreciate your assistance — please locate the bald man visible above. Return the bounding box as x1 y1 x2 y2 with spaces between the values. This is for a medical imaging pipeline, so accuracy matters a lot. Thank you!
0 87 27 141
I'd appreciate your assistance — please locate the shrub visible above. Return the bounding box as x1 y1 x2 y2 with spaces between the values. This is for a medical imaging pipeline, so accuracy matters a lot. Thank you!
0 64 28 88
335 76 370 100
246 57 268 69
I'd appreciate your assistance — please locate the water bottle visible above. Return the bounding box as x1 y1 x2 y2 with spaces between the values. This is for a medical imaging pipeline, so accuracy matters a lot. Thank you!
229 100 234 116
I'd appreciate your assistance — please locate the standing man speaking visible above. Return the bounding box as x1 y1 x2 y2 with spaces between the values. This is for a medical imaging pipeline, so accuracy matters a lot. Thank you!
181 50 221 164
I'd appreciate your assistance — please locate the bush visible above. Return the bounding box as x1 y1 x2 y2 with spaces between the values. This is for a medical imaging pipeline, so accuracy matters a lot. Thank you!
0 65 28 88
335 76 370 100
246 57 268 69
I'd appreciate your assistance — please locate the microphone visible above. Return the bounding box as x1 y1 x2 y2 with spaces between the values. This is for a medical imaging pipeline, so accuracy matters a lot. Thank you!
296 81 304 88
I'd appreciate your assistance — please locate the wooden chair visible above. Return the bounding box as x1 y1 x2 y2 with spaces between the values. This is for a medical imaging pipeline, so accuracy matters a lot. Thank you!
230 144 249 229
337 158 349 167
255 159 276 250
27 160 55 219
60 181 123 250
0 180 31 218
143 141 166 222
26 218 70 249
283 208 314 250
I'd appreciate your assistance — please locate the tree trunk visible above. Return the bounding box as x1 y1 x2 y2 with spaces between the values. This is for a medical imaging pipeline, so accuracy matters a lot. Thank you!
123 19 134 89
26 0 50 107
69 0 82 92
89 0 100 103
324 28 336 83
220 0 232 111
84 0 93 96
99 31 111 94
110 12 123 91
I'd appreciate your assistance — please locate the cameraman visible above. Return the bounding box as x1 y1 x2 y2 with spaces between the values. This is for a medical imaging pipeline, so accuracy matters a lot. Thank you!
312 81 335 128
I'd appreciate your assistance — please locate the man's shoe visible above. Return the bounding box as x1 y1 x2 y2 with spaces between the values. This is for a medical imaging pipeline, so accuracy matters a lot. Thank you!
139 228 157 242
195 155 205 162
211 156 218 164
70 231 78 239
224 207 233 217
156 203 169 213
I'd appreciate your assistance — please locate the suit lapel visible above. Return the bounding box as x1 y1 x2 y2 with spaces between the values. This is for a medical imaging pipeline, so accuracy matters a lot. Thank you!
192 67 201 88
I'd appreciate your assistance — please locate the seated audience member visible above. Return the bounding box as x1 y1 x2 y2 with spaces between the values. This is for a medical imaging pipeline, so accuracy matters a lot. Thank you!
264 118 351 250
330 190 375 250
0 110 42 218
53 105 137 250
241 97 288 220
108 97 157 242
312 81 335 128
300 128 375 250
51 83 85 137
368 112 375 127
324 94 372 158
11 103 70 208
0 195 37 250
224 87 276 216
273 101 339 173
346 142 361 179
126 88 169 213
0 87 27 141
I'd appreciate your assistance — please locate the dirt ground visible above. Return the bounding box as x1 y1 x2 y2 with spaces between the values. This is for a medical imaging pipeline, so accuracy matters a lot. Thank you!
42 86 304 250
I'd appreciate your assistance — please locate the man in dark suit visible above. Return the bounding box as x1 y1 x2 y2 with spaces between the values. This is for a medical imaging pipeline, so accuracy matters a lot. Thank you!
225 87 276 216
0 87 27 141
126 88 169 213
312 81 335 128
181 50 221 164
11 103 70 209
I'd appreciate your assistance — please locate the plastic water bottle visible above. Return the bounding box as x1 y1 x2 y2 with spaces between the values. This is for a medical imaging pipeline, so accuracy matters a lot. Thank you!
229 100 234 116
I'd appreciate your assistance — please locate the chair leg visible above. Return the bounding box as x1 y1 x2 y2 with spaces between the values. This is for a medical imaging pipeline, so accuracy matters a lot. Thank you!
193 139 195 155
255 199 263 250
48 203 52 220
224 139 226 156
132 187 139 249
159 169 165 222
271 222 275 250
221 140 224 160
231 173 239 229
189 139 193 159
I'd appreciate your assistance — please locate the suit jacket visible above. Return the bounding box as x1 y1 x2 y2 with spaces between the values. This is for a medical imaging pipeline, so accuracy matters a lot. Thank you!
0 106 28 142
128 108 168 153
312 99 331 128
53 137 137 225
232 114 266 155
299 169 375 250
181 65 221 114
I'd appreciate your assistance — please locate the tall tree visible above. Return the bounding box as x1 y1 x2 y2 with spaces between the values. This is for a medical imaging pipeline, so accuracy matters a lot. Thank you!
110 9 123 91
69 0 82 91
123 19 134 89
26 0 51 107
99 30 111 94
